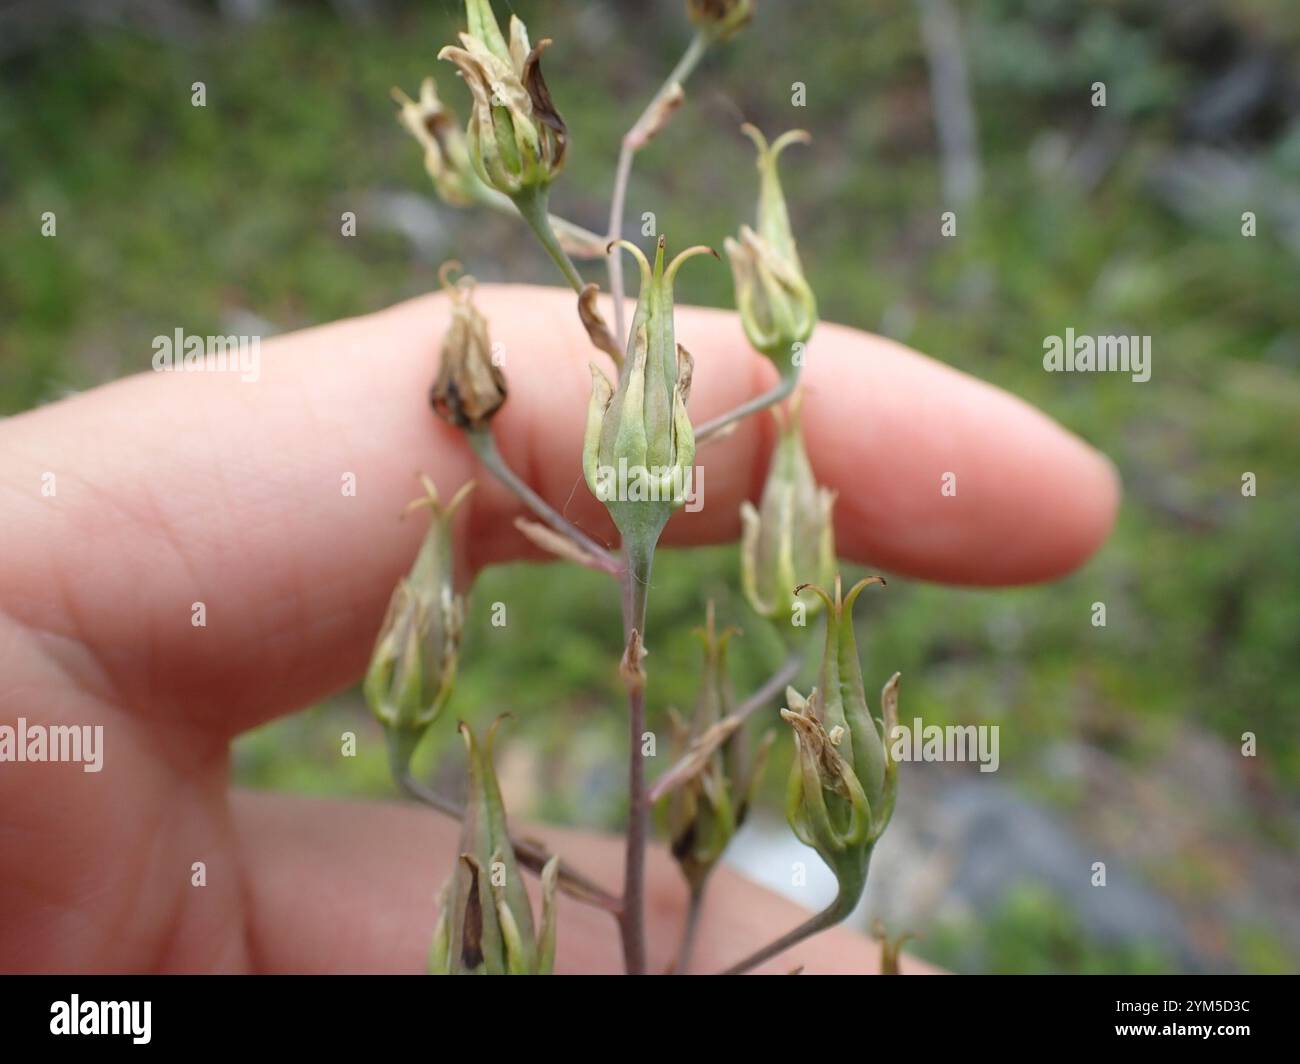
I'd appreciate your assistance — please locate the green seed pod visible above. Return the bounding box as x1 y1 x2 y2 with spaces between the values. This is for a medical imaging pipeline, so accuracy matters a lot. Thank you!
438 0 567 199
363 477 474 777
666 604 774 892
781 577 899 903
686 0 755 42
430 720 559 975
583 235 714 554
724 125 817 377
739 394 836 623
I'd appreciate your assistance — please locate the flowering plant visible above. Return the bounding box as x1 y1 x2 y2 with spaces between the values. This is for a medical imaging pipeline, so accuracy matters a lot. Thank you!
374 0 902 975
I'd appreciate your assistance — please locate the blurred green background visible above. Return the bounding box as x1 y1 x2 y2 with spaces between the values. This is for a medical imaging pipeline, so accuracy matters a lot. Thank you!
2 0 1297 973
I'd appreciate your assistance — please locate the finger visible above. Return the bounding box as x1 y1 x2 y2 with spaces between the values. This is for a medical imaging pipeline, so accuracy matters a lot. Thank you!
0 285 1117 733
232 790 937 975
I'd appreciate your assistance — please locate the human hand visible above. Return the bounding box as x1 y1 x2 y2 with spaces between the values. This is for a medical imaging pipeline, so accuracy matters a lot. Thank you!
0 285 1118 973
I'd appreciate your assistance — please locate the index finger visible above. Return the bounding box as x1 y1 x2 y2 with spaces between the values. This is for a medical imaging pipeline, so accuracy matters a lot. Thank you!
0 284 1118 734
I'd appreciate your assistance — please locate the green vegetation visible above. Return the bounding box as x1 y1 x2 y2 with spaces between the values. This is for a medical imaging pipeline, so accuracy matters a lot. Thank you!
925 885 1174 974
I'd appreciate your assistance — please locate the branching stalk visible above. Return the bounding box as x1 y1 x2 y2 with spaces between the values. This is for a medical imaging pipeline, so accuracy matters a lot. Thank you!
467 428 619 574
515 186 587 293
647 648 803 804
617 535 656 974
397 770 622 915
606 32 710 343
695 374 797 443
720 888 857 975
675 880 708 975
476 184 607 257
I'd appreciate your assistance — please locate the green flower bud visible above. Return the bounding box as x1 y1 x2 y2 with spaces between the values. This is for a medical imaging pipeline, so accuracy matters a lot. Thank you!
666 603 774 891
583 235 714 552
391 76 485 208
739 394 836 622
686 0 755 42
781 576 899 902
429 264 507 430
438 0 567 199
429 720 559 975
724 125 817 377
363 477 474 776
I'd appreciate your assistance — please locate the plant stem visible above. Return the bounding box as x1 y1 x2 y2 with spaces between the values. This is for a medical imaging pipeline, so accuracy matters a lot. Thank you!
515 186 587 294
728 647 805 727
477 185 607 258
396 770 622 915
601 48 716 969
647 648 803 804
467 428 619 574
675 881 708 975
618 535 656 974
695 373 797 443
621 682 648 973
607 32 710 344
720 889 856 975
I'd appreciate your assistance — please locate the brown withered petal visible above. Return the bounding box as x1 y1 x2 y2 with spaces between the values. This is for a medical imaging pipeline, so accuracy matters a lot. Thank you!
670 819 698 863
628 83 685 150
578 283 623 363
522 39 567 169
687 0 755 40
514 516 603 570
675 343 695 404
421 107 455 150
619 628 647 689
458 854 486 970
429 365 506 429
552 217 611 259
429 278 507 430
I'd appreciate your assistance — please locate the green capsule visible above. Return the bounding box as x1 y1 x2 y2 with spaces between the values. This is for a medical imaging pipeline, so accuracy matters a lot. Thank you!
431 720 559 975
363 477 473 777
739 394 836 623
724 125 817 377
583 235 714 555
781 577 899 903
666 604 774 892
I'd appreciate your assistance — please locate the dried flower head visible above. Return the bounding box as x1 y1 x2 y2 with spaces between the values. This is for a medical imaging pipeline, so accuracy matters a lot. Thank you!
438 0 567 199
429 263 507 430
391 76 484 208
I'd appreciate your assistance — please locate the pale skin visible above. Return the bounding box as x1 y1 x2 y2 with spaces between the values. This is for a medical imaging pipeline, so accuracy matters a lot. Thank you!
0 285 1119 974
